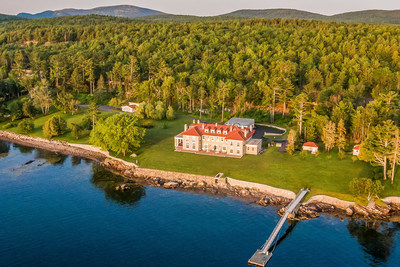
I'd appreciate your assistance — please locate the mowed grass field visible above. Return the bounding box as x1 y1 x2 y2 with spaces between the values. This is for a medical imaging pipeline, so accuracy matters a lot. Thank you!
0 109 113 144
131 117 400 201
3 112 400 201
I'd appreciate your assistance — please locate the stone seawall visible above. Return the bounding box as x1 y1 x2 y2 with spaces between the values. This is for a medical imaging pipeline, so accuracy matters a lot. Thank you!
0 130 107 161
2 130 400 221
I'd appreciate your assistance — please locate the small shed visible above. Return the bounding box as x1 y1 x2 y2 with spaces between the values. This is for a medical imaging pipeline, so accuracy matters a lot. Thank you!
353 144 361 156
122 102 139 113
302 142 318 154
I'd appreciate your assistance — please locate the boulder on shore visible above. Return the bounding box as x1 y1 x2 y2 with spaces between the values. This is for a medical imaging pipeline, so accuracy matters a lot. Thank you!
164 181 179 189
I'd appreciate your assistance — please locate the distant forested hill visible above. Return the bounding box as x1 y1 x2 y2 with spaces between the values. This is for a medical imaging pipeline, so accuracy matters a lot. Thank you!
330 10 400 24
224 9 326 21
223 9 400 25
11 5 400 24
17 5 163 19
0 14 20 22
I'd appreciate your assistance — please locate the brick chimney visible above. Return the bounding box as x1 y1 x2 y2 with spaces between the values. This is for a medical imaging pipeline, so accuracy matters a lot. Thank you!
230 126 233 132
202 123 205 129
250 125 253 132
197 120 200 124
193 119 196 124
184 124 188 131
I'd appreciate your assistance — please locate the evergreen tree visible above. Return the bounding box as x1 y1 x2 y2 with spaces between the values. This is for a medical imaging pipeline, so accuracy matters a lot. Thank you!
322 121 336 153
145 102 155 119
88 102 100 130
336 119 347 152
286 129 297 155
360 120 397 181
154 101 166 120
22 100 36 119
43 115 67 138
135 102 146 119
18 118 34 134
166 105 175 120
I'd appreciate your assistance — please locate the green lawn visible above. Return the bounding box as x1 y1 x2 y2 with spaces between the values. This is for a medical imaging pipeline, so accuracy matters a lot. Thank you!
3 112 400 202
0 109 113 144
130 117 400 201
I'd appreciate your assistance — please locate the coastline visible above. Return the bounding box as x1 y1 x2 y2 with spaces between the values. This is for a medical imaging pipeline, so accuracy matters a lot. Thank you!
2 130 400 221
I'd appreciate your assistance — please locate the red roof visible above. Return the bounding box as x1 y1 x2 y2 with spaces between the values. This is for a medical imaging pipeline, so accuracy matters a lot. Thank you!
303 142 318 148
179 123 254 141
180 126 202 137
353 145 360 150
128 105 137 109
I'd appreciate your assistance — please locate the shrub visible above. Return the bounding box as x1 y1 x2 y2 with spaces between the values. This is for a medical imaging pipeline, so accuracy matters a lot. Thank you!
166 105 175 120
349 178 384 201
43 115 67 138
338 150 346 160
2 122 16 129
300 150 308 158
70 123 82 140
8 100 23 121
81 114 93 130
154 101 166 120
145 103 155 119
18 119 34 134
22 100 36 119
352 155 358 162
135 102 146 119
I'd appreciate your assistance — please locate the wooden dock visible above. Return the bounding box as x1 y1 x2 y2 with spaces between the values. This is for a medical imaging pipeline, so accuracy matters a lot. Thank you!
248 189 309 267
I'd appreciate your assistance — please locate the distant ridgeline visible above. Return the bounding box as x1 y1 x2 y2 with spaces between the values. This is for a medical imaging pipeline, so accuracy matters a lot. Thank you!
0 14 20 22
5 5 400 24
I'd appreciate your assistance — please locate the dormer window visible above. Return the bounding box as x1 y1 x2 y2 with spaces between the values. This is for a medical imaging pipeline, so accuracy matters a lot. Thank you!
223 131 227 135
217 130 221 134
211 130 215 133
205 129 209 133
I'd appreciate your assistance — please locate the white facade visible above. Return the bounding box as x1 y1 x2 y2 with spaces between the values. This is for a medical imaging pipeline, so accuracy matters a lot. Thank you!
303 145 318 154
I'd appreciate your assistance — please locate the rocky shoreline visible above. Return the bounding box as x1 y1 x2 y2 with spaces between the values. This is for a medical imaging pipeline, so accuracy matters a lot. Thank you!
2 130 400 222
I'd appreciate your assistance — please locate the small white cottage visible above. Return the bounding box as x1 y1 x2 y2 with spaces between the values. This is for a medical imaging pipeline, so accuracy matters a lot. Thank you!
121 102 139 113
302 142 319 154
353 145 360 156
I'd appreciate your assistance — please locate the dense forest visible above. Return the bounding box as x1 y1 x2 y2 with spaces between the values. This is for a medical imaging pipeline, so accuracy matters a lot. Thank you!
1 16 400 145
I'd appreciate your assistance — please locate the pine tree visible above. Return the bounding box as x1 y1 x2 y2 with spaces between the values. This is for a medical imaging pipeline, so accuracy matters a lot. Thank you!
360 120 397 180
166 105 175 120
286 129 297 155
322 121 336 153
336 119 347 152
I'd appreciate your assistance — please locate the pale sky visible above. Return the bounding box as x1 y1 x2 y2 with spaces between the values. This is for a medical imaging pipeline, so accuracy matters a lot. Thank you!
1 0 400 16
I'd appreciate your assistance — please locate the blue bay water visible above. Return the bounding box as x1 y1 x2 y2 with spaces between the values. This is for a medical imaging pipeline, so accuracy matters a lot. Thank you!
0 141 400 266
